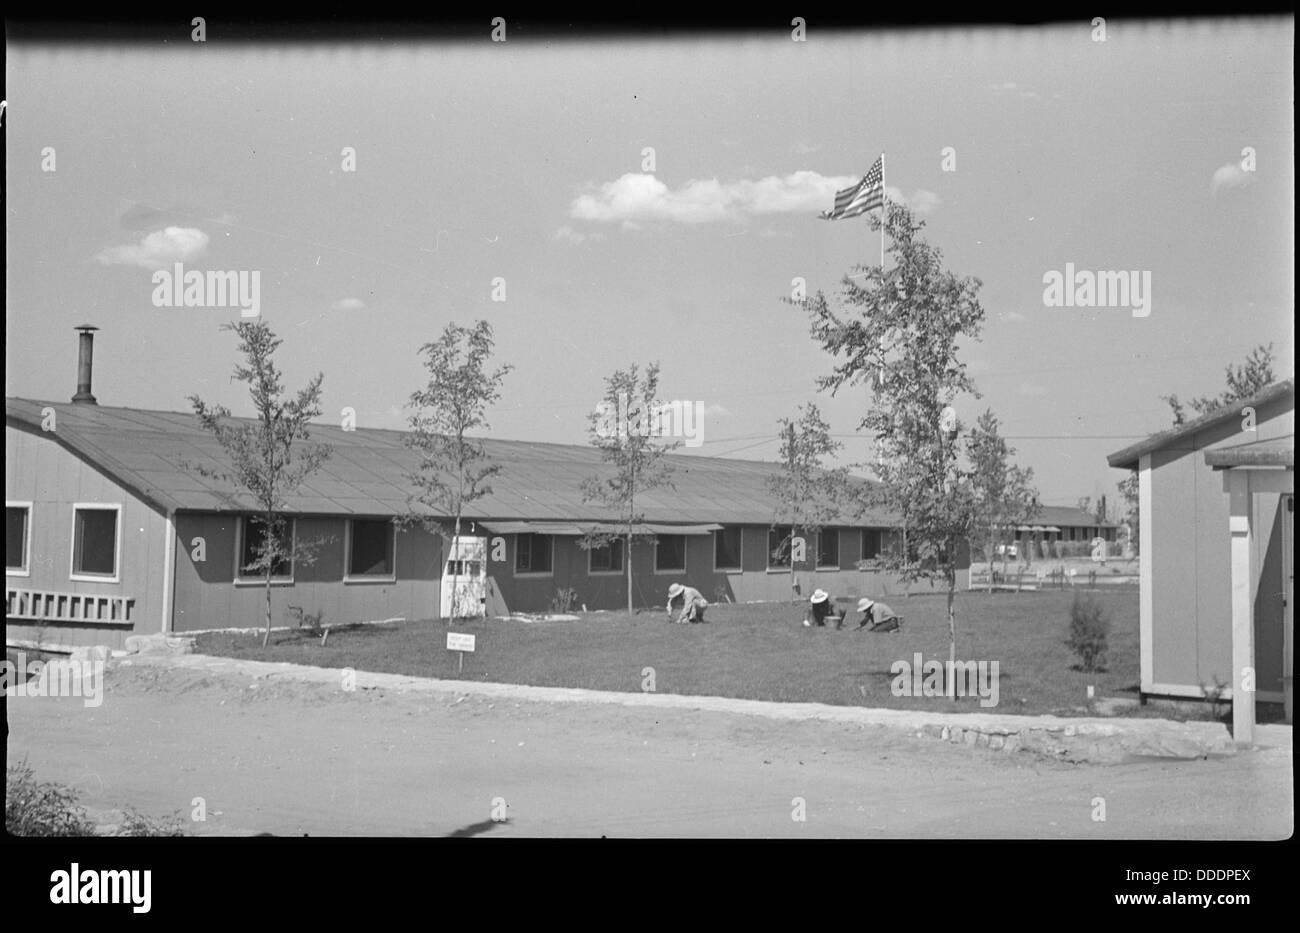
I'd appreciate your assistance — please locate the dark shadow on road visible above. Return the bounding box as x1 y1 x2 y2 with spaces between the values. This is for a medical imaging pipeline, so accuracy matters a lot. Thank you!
447 819 510 837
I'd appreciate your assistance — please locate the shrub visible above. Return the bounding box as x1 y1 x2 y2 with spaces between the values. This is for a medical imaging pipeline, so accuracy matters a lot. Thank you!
5 761 95 837
550 587 578 614
1200 676 1230 720
113 807 188 837
1065 593 1110 672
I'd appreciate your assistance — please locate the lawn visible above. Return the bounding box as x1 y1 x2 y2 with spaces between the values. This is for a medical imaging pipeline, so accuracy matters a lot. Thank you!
194 589 1152 717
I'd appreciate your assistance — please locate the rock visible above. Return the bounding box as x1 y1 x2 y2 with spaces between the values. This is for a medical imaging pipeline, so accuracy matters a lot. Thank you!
125 633 195 655
989 735 1005 750
70 645 110 663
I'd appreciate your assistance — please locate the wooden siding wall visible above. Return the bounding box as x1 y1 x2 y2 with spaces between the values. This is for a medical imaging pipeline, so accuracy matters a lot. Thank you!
1146 405 1292 696
171 515 443 631
486 527 970 614
5 424 167 649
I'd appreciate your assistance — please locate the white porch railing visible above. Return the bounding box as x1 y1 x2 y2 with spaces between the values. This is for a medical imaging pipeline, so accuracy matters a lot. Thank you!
6 588 135 625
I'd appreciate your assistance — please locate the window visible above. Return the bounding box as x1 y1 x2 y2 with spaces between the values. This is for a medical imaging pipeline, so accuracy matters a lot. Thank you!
588 538 624 573
238 516 294 581
768 527 793 570
347 519 395 579
7 503 32 575
515 533 553 574
817 529 840 569
71 505 120 580
713 527 742 572
861 529 884 562
655 535 686 573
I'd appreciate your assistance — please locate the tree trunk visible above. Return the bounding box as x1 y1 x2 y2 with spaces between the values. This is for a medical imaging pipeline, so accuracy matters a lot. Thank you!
625 528 633 615
790 525 798 606
947 576 957 701
261 508 273 648
262 563 272 649
451 514 462 623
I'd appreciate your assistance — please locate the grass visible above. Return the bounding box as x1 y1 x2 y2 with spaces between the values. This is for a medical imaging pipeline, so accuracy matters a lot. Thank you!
195 589 1162 717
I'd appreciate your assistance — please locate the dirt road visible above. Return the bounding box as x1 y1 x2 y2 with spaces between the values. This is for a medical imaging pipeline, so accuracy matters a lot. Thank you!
6 660 1291 838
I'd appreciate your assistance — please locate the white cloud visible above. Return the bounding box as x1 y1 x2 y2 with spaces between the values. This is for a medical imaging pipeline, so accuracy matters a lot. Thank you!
1000 310 1027 323
988 81 1040 100
571 171 862 225
569 172 943 227
1019 382 1048 397
94 226 209 270
700 403 732 418
888 187 942 215
1211 161 1255 194
333 297 366 311
555 225 604 244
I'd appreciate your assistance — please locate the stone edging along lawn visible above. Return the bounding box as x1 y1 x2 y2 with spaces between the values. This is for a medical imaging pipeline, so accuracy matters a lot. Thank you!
116 648 1238 765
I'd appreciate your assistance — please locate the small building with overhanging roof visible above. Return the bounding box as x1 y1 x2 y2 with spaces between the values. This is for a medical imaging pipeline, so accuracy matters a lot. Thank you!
1107 379 1294 742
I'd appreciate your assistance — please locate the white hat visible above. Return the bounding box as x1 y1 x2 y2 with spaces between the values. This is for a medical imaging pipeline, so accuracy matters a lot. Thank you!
810 589 829 604
857 597 874 612
667 583 685 598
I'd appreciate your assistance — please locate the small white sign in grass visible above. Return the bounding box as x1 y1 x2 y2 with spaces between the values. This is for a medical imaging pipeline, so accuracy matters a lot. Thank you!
446 632 475 674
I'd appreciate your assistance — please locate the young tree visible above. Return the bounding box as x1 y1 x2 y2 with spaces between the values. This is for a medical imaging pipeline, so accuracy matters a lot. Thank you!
403 320 512 622
968 410 1041 593
798 202 985 697
189 320 332 648
1117 470 1139 554
767 403 853 601
581 363 679 615
1162 343 1276 425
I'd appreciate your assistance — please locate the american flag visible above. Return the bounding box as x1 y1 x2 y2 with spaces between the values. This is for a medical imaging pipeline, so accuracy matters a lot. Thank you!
821 156 884 220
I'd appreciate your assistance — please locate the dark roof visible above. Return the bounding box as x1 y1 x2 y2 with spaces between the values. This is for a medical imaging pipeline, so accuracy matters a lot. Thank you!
1107 379 1294 470
5 398 893 526
1033 505 1119 528
1204 434 1295 469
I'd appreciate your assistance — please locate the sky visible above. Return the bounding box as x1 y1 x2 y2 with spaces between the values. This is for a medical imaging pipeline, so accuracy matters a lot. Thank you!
5 18 1294 510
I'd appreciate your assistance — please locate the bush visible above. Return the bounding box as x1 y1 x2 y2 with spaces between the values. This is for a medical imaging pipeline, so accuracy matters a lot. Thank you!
6 761 95 837
113 807 188 837
550 587 578 613
6 761 189 837
1065 593 1110 672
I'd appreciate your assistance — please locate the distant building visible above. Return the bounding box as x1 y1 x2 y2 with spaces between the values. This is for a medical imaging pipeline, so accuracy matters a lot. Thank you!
1107 379 1294 741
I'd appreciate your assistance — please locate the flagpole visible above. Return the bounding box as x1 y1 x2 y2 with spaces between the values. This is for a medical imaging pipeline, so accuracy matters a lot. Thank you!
879 152 887 270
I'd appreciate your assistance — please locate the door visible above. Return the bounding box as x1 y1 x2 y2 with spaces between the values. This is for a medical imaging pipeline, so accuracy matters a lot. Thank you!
440 536 487 620
1284 496 1293 723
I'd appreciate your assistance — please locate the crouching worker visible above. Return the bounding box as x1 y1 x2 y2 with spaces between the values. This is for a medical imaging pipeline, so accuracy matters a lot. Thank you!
856 597 901 632
804 589 842 628
666 582 708 624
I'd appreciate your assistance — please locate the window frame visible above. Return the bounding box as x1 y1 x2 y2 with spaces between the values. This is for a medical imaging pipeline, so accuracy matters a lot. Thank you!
587 537 625 575
514 532 555 577
68 502 123 583
816 528 841 570
712 526 743 574
344 518 398 584
653 534 687 574
6 501 33 577
233 515 297 586
860 528 886 565
767 526 793 573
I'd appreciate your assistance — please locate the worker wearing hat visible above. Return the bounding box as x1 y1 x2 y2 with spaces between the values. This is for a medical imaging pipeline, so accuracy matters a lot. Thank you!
856 596 901 632
666 582 708 624
805 589 841 628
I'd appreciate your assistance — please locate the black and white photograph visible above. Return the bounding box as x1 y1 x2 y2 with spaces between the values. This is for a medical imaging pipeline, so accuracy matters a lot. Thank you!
3 10 1293 911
